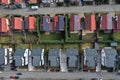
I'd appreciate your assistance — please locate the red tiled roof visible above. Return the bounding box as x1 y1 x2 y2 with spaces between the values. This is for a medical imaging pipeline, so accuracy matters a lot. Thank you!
0 18 9 33
12 17 22 30
12 0 22 3
101 14 107 30
70 15 80 31
101 14 115 30
117 14 120 30
26 16 35 30
28 0 37 3
0 0 10 4
85 14 96 30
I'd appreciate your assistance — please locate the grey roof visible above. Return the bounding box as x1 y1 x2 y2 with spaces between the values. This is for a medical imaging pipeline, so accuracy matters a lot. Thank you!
68 56 77 67
84 48 98 67
14 49 26 56
66 48 78 67
30 48 44 66
84 48 98 56
48 48 60 56
48 48 60 67
105 56 116 67
66 48 78 56
49 56 60 67
0 48 4 65
32 56 42 66
14 56 23 66
85 56 97 67
103 48 117 56
31 48 42 56
14 49 27 66
103 48 117 67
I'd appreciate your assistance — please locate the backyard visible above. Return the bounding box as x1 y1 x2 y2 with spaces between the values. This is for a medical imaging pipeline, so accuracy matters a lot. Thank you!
98 31 113 42
67 33 80 40
82 33 94 42
25 32 38 43
113 32 120 42
40 32 62 40
13 32 23 43
0 36 11 43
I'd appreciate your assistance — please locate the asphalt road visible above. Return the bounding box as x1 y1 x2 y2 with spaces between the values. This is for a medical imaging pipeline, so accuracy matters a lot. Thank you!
0 5 120 16
0 71 120 80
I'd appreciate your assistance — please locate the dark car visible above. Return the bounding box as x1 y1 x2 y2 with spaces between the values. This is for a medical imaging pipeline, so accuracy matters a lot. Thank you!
91 78 102 80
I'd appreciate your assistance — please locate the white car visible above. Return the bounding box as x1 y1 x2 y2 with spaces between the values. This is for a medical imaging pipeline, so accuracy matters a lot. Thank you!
31 6 38 10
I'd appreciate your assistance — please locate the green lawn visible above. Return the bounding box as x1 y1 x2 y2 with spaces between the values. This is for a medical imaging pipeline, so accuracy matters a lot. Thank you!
113 32 120 41
63 44 79 49
13 33 23 43
98 32 111 41
46 44 62 50
40 32 62 40
81 43 93 49
0 44 14 49
82 33 94 42
16 44 29 49
25 32 38 43
67 33 80 40
32 44 45 49
0 36 10 43
99 43 109 49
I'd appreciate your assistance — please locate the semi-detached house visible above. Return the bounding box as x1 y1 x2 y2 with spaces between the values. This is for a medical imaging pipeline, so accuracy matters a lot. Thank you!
0 18 9 33
12 17 22 30
25 16 36 31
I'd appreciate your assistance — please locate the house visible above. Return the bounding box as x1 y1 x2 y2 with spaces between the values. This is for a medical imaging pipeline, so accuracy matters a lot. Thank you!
0 48 5 65
40 16 54 32
53 16 59 32
40 15 64 32
27 0 37 3
83 48 98 68
30 48 44 66
14 49 29 66
12 17 22 30
85 14 96 31
0 48 12 65
12 0 22 3
0 18 9 33
66 48 79 67
101 47 117 68
4 48 13 65
48 48 60 67
70 0 79 5
70 15 80 31
58 16 64 31
0 0 10 4
53 16 65 32
25 16 36 31
100 13 115 30
115 14 120 31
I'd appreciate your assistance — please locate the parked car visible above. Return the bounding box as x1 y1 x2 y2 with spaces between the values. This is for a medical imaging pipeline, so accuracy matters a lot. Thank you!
31 6 38 10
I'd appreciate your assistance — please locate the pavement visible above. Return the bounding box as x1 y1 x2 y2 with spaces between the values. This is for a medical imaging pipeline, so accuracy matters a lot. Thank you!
0 5 120 15
0 71 120 80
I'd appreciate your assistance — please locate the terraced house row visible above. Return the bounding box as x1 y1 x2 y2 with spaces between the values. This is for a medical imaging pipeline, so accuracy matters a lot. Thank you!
1 13 120 44
1 13 120 32
0 0 94 5
0 47 119 72
0 0 37 4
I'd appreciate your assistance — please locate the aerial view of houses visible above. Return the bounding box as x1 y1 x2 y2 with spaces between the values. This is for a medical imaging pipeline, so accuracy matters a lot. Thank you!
0 0 120 80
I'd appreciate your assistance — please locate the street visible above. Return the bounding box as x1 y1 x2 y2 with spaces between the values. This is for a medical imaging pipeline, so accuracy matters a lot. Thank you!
0 71 120 80
0 5 120 16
